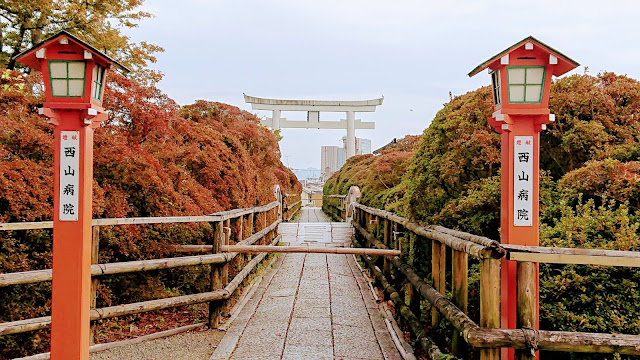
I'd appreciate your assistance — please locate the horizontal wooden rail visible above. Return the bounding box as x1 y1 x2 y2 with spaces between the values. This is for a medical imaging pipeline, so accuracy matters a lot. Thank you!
285 200 301 211
504 244 640 267
0 201 280 231
173 245 216 253
429 225 500 248
0 254 229 287
0 233 281 337
174 219 281 253
221 244 402 256
354 221 640 355
353 204 504 259
323 194 346 198
0 219 282 287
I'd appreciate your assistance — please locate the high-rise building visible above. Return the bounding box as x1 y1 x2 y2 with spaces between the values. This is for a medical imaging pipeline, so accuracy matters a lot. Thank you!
341 136 372 155
320 146 339 181
357 138 372 155
337 147 345 169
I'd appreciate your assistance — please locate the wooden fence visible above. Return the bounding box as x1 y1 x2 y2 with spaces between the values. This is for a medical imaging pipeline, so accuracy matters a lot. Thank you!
349 199 640 359
0 199 298 358
283 193 302 222
322 194 346 221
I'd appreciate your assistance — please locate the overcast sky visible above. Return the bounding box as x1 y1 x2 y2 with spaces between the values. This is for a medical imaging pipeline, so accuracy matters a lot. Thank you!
127 0 640 170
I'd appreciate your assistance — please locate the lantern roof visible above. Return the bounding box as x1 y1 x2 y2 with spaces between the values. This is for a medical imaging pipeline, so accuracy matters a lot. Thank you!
468 36 579 78
13 30 130 73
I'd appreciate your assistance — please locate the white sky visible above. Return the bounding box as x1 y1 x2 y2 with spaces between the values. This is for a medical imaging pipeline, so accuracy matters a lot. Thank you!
126 0 640 170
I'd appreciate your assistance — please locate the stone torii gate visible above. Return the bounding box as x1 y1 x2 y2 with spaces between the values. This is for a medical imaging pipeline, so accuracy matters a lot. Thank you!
243 94 383 159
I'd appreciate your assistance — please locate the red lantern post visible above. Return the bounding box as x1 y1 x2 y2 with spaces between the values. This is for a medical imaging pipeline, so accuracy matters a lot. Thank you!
15 31 129 360
469 37 578 359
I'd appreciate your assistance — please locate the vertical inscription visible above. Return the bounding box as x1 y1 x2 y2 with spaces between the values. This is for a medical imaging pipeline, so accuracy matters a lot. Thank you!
60 131 79 221
514 136 533 226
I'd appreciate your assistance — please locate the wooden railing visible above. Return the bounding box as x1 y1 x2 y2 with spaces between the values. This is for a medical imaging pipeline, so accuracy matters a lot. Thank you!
0 201 282 359
322 194 346 221
349 200 640 359
283 193 302 222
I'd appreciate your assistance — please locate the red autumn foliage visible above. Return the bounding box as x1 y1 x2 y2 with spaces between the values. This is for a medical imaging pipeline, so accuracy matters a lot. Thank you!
0 69 300 358
323 135 421 213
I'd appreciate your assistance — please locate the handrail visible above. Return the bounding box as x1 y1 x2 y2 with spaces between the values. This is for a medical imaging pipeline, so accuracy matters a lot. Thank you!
353 203 504 259
353 201 640 356
0 235 281 337
0 198 283 349
0 220 282 287
0 201 280 231
323 194 347 198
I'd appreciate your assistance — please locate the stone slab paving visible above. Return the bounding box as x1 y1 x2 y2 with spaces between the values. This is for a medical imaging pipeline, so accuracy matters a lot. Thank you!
211 207 401 360
211 253 401 360
294 207 330 223
210 208 402 360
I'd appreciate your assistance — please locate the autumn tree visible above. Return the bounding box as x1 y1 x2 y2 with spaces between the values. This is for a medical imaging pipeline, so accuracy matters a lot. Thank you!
0 0 163 83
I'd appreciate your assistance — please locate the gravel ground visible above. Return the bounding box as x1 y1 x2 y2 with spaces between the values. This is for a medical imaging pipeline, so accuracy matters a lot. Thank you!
90 328 224 360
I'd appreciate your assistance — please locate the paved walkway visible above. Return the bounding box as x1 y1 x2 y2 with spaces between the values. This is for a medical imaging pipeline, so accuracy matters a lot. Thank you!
211 208 401 360
295 207 330 223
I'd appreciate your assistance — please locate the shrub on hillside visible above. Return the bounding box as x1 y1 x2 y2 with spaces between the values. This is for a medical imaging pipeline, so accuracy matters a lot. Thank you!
0 70 300 358
325 72 640 359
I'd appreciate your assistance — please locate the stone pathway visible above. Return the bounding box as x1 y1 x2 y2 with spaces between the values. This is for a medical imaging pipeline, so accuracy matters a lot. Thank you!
295 207 330 222
211 207 401 360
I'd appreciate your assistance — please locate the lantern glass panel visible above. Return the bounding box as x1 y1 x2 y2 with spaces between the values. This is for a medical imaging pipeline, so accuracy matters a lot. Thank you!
92 64 105 100
526 68 544 84
48 60 86 97
507 66 545 103
508 68 525 84
68 80 85 97
491 70 501 105
68 62 85 79
50 62 67 78
51 80 67 96
525 85 542 102
510 85 525 102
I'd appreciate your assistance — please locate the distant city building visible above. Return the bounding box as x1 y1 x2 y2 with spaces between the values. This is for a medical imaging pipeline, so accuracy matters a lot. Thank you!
341 136 372 155
321 146 339 181
321 138 371 181
337 148 345 169
357 138 371 155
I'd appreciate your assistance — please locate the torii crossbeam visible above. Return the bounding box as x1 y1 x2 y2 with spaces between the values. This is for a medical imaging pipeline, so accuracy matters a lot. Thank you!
244 94 383 159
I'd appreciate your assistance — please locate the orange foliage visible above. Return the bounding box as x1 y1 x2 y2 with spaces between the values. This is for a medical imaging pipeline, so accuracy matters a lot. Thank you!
0 69 300 358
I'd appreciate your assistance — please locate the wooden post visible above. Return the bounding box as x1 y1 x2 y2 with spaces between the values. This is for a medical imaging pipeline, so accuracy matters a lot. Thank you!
431 240 446 327
451 249 468 357
248 212 255 237
208 221 223 328
221 219 230 317
516 261 537 360
480 258 501 360
264 210 271 245
383 219 391 278
407 232 421 316
262 211 268 236
237 216 245 267
222 219 230 285
90 226 100 345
